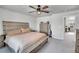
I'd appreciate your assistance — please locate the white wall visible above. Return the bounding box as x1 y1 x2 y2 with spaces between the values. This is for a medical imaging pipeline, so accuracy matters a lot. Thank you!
36 14 64 40
0 8 36 35
0 7 79 40
36 10 79 40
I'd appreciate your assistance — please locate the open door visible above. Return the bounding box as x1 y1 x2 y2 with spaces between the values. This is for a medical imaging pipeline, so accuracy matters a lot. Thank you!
40 22 48 34
40 21 52 37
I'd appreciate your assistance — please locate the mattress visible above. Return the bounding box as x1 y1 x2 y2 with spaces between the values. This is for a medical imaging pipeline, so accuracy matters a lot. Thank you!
4 32 47 53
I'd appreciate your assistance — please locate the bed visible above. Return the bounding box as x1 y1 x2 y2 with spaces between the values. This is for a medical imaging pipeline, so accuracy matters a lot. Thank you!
2 21 48 53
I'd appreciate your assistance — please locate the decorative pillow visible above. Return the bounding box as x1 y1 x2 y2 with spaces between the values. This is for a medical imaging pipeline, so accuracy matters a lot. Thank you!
20 28 31 33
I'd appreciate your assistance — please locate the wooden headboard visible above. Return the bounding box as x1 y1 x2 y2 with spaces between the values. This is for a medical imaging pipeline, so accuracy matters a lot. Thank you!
3 21 29 35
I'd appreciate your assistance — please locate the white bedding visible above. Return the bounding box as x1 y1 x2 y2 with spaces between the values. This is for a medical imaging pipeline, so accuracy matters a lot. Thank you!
4 32 46 53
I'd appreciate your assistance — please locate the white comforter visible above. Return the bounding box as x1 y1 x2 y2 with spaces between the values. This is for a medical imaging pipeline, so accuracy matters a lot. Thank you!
4 32 46 53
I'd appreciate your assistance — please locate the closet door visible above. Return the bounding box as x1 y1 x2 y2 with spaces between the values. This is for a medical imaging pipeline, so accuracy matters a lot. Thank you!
40 22 48 34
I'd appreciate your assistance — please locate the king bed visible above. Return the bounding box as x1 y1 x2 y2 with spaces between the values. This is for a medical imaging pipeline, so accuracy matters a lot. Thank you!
2 21 48 53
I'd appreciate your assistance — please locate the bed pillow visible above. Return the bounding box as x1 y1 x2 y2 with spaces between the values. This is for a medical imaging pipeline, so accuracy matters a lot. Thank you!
20 28 31 33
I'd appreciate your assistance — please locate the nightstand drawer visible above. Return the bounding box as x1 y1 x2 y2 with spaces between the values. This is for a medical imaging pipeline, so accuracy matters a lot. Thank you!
0 35 5 43
75 45 79 52
0 42 4 47
0 38 4 42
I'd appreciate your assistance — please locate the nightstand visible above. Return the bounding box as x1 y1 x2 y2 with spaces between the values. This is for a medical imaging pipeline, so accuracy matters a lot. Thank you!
0 35 5 47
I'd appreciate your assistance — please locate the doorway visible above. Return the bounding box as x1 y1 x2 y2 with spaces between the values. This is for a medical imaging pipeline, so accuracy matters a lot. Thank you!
64 16 76 52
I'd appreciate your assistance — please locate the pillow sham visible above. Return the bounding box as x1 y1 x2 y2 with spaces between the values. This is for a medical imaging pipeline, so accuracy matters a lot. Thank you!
20 28 31 33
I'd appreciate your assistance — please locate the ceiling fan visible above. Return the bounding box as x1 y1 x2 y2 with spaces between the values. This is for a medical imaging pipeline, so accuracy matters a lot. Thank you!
29 5 49 15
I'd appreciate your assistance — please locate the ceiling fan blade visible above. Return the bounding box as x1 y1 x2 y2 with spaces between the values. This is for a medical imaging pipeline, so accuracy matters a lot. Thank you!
41 10 49 13
42 6 48 9
28 11 36 13
29 6 37 9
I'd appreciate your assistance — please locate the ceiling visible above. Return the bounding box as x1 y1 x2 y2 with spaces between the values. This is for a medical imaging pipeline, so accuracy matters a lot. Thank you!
0 5 79 17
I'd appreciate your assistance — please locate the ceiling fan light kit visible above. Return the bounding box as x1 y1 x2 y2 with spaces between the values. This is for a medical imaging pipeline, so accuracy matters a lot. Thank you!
37 11 41 15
